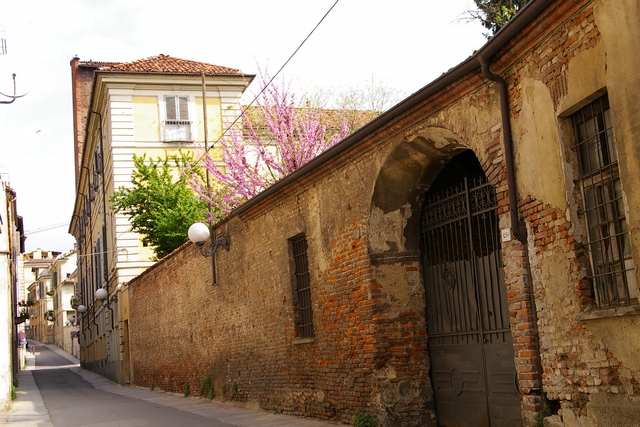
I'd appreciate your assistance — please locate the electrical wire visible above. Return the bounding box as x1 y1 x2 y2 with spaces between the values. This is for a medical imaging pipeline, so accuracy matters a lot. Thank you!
197 0 341 161
77 1 342 261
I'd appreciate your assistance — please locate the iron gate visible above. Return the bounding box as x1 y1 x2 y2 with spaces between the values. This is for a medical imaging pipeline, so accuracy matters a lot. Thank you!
421 177 522 427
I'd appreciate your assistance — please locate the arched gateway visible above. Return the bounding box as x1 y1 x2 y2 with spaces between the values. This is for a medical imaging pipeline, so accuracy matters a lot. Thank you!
420 151 521 426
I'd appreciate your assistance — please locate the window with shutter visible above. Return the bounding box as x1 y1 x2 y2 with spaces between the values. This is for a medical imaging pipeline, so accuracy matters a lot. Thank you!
164 95 192 142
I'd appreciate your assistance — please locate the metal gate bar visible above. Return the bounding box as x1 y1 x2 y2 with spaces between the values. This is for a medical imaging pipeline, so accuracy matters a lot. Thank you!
421 175 522 427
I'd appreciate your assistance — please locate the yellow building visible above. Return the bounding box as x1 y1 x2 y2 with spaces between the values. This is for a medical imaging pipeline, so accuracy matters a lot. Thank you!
50 251 78 355
69 55 253 384
22 251 59 344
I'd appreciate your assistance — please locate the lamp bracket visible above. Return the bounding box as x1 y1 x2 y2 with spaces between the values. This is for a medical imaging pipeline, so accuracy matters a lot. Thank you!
199 232 230 258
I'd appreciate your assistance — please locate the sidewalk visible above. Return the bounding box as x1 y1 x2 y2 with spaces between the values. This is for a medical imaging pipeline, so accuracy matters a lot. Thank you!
2 342 345 427
1 343 53 427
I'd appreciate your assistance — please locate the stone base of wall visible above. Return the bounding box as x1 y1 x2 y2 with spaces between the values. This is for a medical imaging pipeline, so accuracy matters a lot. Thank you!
543 393 640 427
83 357 118 383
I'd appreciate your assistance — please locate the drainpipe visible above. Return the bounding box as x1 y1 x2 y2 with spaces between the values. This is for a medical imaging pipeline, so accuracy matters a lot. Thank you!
90 111 109 289
478 55 523 243
478 55 542 394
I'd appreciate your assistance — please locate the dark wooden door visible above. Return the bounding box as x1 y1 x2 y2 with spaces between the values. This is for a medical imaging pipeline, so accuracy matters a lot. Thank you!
421 177 522 427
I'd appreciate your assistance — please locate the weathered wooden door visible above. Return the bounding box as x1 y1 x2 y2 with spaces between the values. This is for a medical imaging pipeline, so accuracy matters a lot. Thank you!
420 175 522 427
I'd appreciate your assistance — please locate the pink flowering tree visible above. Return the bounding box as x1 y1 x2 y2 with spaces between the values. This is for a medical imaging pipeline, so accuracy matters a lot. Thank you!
187 73 351 222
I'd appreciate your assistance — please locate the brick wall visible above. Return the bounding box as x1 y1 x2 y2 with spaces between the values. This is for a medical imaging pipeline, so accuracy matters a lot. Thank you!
129 185 395 424
126 1 640 426
70 58 97 188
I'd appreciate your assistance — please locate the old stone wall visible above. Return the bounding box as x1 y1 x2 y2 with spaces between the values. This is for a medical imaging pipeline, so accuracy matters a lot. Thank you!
129 146 410 424
127 1 640 426
506 0 640 424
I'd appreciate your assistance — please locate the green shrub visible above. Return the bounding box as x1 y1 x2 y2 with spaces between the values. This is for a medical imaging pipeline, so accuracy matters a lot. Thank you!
353 410 378 427
11 376 18 400
183 381 191 397
200 375 214 399
535 403 551 427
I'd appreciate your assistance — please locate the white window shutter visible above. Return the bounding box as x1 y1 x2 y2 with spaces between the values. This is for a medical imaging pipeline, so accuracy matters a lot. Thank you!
165 96 177 120
178 96 189 120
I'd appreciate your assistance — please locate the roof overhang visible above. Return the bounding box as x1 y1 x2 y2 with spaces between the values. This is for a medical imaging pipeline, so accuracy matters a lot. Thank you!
228 0 557 219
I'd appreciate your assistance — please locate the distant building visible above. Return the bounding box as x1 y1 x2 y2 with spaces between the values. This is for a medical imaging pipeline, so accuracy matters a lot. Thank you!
0 182 23 411
22 250 60 344
69 55 254 384
49 251 78 355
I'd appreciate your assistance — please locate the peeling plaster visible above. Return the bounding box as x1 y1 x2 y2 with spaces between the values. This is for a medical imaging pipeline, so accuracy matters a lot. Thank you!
373 263 423 319
369 202 412 253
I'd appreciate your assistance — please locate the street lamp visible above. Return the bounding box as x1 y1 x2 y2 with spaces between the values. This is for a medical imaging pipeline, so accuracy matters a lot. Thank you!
187 222 230 257
76 305 87 341
95 288 108 301
187 73 232 286
95 287 115 330
187 222 230 286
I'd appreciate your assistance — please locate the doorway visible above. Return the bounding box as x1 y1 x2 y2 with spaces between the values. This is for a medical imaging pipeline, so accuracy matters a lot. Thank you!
420 151 522 426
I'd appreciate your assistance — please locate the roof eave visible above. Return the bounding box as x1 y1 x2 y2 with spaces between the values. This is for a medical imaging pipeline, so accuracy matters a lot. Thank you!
229 0 556 219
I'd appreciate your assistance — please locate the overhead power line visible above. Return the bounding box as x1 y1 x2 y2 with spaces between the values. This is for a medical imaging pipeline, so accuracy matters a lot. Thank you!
199 0 341 159
25 222 69 234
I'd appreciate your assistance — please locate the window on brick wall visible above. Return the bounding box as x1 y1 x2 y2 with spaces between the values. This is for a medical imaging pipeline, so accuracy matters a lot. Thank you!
163 95 192 142
571 94 637 308
290 234 314 338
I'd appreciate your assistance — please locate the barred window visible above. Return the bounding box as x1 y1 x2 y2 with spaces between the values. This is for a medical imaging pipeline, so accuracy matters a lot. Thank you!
290 234 314 338
572 94 637 308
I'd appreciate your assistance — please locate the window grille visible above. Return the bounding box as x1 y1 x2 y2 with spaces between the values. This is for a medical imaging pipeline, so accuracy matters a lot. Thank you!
572 94 637 308
290 234 314 338
164 95 191 142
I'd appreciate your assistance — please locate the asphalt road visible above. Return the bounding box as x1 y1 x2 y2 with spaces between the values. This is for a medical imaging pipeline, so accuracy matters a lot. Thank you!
31 343 233 427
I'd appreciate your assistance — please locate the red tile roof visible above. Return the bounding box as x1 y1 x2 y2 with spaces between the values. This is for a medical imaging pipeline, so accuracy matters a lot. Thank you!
79 54 242 76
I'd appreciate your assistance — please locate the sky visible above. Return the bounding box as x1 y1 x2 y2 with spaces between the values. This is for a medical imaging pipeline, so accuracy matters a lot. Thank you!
0 0 487 253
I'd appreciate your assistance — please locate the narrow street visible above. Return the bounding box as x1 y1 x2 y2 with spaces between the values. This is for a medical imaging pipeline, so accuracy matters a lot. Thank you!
1 342 342 427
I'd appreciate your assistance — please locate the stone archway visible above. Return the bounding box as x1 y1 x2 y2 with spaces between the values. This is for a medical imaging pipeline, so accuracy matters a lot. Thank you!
368 129 523 426
367 128 467 425
369 127 468 258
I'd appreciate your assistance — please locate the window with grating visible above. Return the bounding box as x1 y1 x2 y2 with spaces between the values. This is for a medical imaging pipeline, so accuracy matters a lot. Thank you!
164 95 191 142
572 94 637 308
290 234 314 338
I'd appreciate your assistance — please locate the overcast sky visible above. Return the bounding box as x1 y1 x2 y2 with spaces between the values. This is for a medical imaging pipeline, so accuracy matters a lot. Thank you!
0 0 486 253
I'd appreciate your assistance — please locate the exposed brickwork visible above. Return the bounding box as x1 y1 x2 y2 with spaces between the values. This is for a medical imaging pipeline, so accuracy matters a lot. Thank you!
70 57 98 188
125 1 640 426
130 202 395 424
508 5 601 121
518 196 640 420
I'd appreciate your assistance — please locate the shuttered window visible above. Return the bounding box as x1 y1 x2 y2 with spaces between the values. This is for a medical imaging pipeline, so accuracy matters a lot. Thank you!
164 95 191 142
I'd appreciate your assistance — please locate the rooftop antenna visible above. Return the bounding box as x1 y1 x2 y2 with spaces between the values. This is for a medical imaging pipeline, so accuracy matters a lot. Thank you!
0 25 27 104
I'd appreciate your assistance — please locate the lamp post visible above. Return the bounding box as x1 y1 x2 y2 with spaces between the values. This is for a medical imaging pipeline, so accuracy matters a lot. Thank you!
77 304 87 341
95 288 115 330
187 222 230 285
187 72 230 286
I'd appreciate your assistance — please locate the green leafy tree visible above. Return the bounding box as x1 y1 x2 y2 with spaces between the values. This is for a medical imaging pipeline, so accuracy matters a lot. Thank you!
467 0 529 37
111 153 208 259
